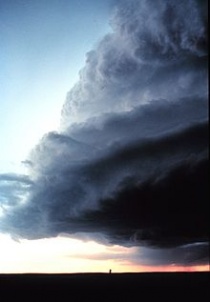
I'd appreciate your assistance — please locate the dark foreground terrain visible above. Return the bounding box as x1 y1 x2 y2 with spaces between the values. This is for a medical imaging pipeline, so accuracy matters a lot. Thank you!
0 272 209 301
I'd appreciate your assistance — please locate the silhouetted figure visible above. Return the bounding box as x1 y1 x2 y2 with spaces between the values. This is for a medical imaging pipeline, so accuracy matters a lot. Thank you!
109 269 112 274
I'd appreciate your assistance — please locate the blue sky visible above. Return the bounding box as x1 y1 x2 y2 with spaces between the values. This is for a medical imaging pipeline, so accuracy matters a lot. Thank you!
0 0 112 173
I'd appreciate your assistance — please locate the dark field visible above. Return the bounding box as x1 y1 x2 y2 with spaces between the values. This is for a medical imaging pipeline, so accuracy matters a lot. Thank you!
0 272 209 301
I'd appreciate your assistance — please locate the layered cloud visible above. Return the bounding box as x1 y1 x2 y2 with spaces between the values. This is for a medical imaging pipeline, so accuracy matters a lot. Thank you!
0 0 208 266
74 242 209 267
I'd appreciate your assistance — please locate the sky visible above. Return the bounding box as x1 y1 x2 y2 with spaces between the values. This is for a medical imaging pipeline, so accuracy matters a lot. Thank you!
0 0 209 273
0 0 111 173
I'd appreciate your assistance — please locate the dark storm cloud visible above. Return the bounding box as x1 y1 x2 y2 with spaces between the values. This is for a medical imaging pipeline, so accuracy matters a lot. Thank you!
0 0 208 265
68 96 208 148
1 121 208 244
61 0 207 127
131 242 209 266
71 242 209 267
83 154 208 248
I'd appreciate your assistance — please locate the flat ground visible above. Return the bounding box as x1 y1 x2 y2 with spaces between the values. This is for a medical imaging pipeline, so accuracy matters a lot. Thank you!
0 272 209 301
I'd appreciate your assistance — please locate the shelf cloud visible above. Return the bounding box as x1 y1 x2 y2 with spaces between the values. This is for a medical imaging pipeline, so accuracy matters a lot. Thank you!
0 0 208 266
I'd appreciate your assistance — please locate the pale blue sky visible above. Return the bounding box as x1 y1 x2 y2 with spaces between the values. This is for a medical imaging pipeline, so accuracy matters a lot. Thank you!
0 0 112 173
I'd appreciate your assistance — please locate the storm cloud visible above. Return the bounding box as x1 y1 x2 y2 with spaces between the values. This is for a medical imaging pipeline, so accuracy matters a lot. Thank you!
61 0 207 127
73 242 209 267
0 0 208 266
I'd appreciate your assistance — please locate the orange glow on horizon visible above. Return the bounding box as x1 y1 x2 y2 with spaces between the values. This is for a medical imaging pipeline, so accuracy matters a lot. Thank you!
127 264 209 273
0 234 209 273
